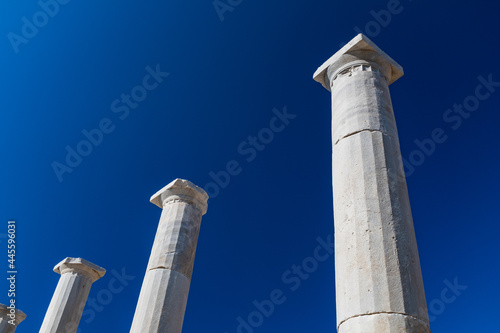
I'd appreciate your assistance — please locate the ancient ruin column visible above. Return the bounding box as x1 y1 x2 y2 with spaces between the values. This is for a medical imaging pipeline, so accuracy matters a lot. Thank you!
130 178 209 333
313 34 430 332
39 257 106 333
0 304 25 333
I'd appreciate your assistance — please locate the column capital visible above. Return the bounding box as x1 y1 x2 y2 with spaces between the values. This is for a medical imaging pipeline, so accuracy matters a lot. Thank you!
313 33 404 91
150 178 209 215
0 304 26 325
53 257 106 283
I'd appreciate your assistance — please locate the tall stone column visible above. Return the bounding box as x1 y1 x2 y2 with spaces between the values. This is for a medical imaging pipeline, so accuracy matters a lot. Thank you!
130 178 209 333
0 304 25 333
313 34 430 332
39 257 106 333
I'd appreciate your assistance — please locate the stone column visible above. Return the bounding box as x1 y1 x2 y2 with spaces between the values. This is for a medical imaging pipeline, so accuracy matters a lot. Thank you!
0 304 25 333
39 257 106 333
313 34 430 332
130 178 209 333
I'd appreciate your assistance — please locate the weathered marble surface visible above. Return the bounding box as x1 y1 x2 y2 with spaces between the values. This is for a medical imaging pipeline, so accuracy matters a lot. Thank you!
39 257 106 333
130 179 208 333
0 304 25 333
314 34 430 333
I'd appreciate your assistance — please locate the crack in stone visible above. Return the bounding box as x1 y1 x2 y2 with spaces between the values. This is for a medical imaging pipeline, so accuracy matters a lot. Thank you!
337 312 430 332
334 129 393 146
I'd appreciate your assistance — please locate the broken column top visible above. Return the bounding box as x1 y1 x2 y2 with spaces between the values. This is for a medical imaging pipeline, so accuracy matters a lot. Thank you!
0 304 26 324
313 33 404 90
54 257 106 282
150 178 209 215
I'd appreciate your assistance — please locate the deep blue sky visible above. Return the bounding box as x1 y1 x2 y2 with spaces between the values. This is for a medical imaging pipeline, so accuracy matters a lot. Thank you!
1 0 499 332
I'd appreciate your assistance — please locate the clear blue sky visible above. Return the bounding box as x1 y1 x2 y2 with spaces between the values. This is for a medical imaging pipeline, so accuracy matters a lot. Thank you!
1 0 499 332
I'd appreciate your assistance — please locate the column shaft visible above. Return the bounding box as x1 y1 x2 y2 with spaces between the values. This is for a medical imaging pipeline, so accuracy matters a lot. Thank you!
331 66 428 332
314 34 430 333
130 179 208 333
39 258 105 333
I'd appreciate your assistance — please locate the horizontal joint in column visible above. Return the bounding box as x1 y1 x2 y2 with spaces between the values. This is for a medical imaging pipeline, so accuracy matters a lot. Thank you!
334 128 394 146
